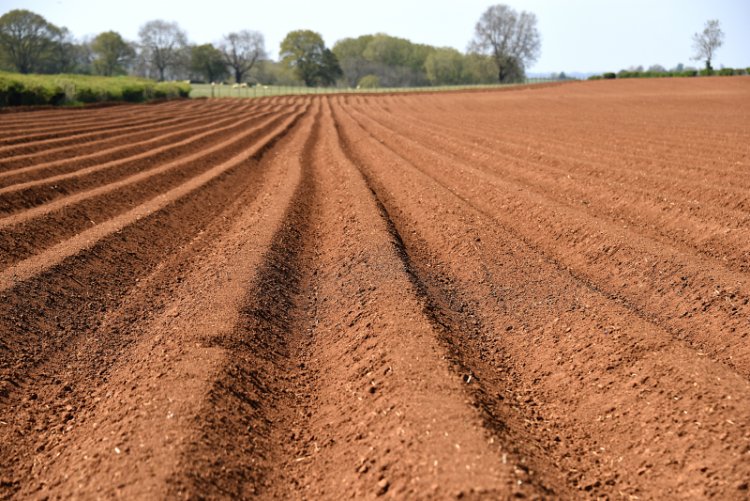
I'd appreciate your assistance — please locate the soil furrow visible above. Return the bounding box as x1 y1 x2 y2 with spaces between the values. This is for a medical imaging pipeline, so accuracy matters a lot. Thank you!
361 95 750 212
163 99 323 499
0 103 309 420
1 79 747 500
0 103 287 215
0 100 240 160
258 98 552 500
327 99 571 498
0 105 306 287
0 99 318 500
0 109 299 270
331 95 750 499
0 105 212 154
355 101 750 279
389 101 749 180
376 91 748 195
0 100 246 172
0 99 256 184
344 100 750 382
387 80 749 169
360 95 750 201
0 101 162 131
0 106 192 147
0 100 189 137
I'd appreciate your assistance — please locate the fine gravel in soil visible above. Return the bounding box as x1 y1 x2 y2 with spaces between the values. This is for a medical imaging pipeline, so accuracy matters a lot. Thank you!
1 78 749 500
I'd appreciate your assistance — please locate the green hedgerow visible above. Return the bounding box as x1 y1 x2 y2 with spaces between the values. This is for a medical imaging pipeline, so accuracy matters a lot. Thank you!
0 72 190 107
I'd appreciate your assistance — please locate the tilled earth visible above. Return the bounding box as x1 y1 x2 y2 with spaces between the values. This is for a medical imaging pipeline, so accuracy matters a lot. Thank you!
1 78 749 499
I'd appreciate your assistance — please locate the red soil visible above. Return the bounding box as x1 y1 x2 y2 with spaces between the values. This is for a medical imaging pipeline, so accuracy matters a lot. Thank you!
1 78 749 499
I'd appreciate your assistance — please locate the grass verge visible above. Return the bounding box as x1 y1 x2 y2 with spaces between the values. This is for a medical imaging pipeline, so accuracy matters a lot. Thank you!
189 78 561 99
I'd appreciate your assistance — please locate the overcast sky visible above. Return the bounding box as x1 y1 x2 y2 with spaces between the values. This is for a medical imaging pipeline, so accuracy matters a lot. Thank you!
4 0 749 73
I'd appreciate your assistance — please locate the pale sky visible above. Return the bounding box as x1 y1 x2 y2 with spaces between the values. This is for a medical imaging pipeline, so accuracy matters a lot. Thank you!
3 0 749 73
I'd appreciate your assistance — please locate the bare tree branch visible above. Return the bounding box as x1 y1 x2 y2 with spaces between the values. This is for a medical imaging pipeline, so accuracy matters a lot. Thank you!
469 4 541 83
219 30 266 84
692 19 724 71
138 20 187 81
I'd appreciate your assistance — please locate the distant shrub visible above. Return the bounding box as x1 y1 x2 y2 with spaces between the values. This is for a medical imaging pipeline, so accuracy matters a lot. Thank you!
154 81 191 99
74 86 104 103
0 72 190 107
0 76 66 106
121 84 145 102
151 85 168 99
358 75 380 88
635 71 672 78
176 83 190 98
591 65 750 81
591 68 736 80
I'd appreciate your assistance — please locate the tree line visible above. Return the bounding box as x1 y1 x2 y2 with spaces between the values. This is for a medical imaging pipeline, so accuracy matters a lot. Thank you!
0 10 268 83
0 5 544 87
588 20 738 80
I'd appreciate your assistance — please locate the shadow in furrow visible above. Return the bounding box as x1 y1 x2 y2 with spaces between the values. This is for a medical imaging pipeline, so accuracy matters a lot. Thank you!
0 109 300 269
328 103 568 498
0 103 310 500
342 99 750 383
0 101 246 173
167 103 322 499
0 105 291 215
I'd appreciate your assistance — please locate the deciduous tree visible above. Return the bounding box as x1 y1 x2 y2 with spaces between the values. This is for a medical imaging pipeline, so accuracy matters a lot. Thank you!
138 20 187 81
219 30 265 84
40 27 77 73
91 31 134 76
190 43 227 83
318 48 342 86
470 4 541 83
424 48 464 85
647 64 666 73
280 30 341 87
0 9 62 73
333 35 374 87
692 19 724 71
333 33 431 87
461 53 498 84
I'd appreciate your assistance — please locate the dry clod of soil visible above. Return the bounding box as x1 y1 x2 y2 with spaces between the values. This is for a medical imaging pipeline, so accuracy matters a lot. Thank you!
1 78 750 499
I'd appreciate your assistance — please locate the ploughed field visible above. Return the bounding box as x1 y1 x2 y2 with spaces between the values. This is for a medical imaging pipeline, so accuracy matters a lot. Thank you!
1 78 749 499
